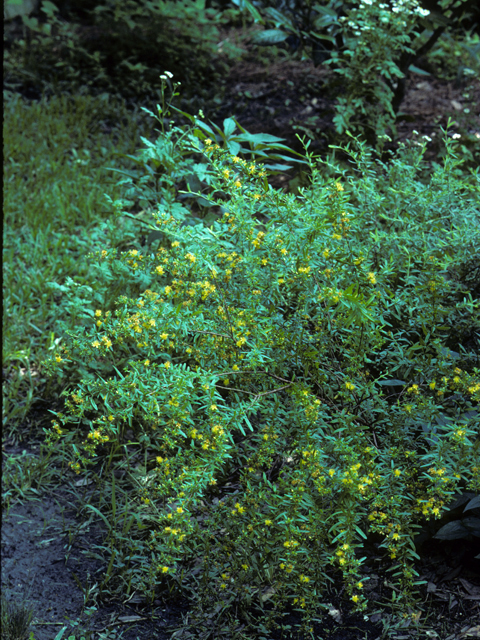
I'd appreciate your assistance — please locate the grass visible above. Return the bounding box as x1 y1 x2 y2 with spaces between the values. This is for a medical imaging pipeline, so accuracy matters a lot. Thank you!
2 92 155 433
1 595 35 640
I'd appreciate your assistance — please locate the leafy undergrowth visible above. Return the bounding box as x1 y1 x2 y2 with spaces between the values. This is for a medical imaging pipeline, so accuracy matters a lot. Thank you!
2 92 157 429
3 7 480 633
39 98 480 638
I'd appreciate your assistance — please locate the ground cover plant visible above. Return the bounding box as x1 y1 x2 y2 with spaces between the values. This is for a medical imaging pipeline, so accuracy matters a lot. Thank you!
3 2 480 638
42 91 480 636
2 91 160 429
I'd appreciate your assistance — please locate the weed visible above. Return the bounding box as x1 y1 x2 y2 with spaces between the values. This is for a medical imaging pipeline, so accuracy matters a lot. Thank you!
1 596 35 640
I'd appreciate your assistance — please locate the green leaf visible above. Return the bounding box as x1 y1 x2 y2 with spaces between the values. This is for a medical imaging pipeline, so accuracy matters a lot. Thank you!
53 627 68 640
465 496 480 512
223 118 237 138
408 65 431 76
236 132 286 145
232 0 263 23
434 518 480 540
252 29 290 45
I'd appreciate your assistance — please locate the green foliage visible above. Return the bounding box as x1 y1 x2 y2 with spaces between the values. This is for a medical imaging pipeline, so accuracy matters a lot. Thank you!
1 596 35 640
4 0 241 106
1 447 58 514
109 73 307 223
2 92 155 428
248 0 479 143
425 27 480 81
44 101 480 636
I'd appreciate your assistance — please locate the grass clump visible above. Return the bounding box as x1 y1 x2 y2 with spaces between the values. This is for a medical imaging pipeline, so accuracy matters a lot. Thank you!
42 100 480 637
1 596 35 640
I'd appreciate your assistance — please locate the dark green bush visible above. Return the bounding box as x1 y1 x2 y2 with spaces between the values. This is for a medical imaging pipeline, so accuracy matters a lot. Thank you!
4 0 242 107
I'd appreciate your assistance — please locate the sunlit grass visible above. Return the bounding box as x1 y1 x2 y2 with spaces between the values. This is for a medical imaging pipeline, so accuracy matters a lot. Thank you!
3 92 153 430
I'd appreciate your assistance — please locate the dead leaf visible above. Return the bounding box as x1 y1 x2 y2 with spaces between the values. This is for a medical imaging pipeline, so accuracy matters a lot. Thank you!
328 606 342 624
460 578 480 596
461 627 480 639
260 586 276 602
427 582 437 593
440 565 462 582
74 477 92 487
451 100 463 111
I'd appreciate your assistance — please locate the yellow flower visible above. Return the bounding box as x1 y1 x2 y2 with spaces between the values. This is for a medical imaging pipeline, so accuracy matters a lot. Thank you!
92 340 100 348
242 564 249 570
161 332 169 340
95 310 102 317
265 519 272 526
335 182 344 192
367 272 377 285
176 507 183 514
352 595 359 603
234 180 242 188
161 566 169 573
204 138 212 146
164 361 171 369
345 381 355 391
429 381 436 390
108 415 114 422
156 265 164 275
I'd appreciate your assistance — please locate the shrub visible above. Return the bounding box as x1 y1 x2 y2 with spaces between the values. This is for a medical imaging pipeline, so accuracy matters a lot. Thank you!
247 0 480 143
44 110 480 636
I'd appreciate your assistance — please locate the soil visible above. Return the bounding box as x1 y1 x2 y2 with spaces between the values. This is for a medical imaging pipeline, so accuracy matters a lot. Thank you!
2 439 192 640
3 18 480 640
